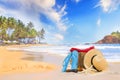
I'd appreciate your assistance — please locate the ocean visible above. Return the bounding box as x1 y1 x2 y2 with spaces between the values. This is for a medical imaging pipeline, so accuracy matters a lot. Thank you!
19 44 120 62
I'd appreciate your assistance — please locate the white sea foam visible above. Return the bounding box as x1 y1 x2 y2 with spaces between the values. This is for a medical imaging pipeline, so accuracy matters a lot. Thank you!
106 59 120 62
73 44 120 49
7 48 22 50
8 44 120 62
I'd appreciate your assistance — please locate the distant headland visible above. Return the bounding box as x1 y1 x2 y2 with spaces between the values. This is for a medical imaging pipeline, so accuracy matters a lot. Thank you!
95 31 120 44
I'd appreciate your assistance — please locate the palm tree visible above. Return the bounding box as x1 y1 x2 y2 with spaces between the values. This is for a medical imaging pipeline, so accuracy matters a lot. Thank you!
0 16 8 40
7 17 16 28
0 16 3 40
26 22 36 43
7 17 17 40
11 19 25 42
0 16 41 44
27 22 34 29
37 28 45 43
28 28 37 43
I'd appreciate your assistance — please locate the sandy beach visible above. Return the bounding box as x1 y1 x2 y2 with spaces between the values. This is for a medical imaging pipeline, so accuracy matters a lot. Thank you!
0 45 56 75
0 45 120 80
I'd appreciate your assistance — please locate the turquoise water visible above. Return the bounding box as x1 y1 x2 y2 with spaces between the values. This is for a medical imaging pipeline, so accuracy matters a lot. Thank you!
96 44 120 62
22 44 120 62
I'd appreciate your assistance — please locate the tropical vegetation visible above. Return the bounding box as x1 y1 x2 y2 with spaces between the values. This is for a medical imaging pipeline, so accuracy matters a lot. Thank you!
0 16 45 44
96 31 120 44
111 31 120 39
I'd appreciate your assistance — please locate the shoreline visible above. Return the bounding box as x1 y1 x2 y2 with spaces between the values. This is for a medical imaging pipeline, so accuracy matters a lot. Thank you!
0 44 120 80
0 45 57 75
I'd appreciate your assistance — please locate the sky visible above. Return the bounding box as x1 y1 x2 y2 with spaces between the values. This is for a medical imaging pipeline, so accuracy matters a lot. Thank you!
0 0 120 44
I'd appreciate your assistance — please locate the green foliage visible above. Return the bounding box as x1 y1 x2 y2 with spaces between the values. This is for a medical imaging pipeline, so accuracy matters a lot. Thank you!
37 28 45 43
111 31 120 39
0 16 45 44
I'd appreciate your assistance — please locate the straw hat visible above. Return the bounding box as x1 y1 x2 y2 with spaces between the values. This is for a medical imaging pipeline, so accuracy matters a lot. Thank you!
83 49 108 71
92 55 108 71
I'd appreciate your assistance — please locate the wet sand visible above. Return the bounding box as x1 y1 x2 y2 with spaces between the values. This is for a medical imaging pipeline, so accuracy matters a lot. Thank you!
0 45 120 80
0 45 56 76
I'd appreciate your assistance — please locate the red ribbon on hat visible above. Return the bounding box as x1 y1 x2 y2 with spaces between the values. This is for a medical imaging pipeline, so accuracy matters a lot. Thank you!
70 46 95 53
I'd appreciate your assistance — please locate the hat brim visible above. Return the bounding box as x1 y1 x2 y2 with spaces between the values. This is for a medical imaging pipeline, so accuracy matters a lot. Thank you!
92 55 108 71
83 49 103 69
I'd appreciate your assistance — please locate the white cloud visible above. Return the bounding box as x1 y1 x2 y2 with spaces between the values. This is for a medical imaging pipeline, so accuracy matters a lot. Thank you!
112 25 120 32
56 22 66 31
0 0 55 29
72 0 81 3
0 0 68 42
70 0 81 3
0 6 42 31
43 29 64 43
0 7 6 13
5 0 55 9
96 0 120 13
97 18 101 26
59 4 67 17
0 0 68 30
100 0 112 12
44 4 68 31
75 0 81 3
54 34 64 41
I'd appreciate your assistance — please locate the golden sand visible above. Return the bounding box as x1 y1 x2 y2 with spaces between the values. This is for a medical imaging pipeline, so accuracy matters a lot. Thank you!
0 45 56 75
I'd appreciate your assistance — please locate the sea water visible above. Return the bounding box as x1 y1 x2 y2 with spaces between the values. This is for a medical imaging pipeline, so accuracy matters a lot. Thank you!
20 44 120 62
